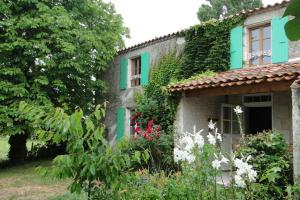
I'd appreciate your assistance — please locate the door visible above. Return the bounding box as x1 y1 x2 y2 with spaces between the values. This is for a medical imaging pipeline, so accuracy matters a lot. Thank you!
221 104 242 154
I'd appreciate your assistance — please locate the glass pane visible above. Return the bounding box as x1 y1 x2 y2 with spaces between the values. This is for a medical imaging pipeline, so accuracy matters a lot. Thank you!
223 107 231 120
263 38 271 64
232 121 240 134
251 29 259 41
263 26 271 39
223 121 231 134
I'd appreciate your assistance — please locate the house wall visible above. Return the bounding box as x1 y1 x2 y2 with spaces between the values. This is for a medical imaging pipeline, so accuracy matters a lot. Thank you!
175 95 225 138
104 37 185 144
243 7 300 66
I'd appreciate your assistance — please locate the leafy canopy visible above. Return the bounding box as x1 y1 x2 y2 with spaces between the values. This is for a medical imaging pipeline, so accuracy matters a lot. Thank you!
0 0 127 136
197 0 262 22
283 0 300 41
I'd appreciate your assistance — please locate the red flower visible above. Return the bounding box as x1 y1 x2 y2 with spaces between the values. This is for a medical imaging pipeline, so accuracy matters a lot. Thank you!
148 135 154 141
143 132 147 138
157 125 161 131
157 133 161 138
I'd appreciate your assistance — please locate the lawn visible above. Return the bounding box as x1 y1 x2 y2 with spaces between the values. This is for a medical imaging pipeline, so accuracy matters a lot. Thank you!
0 137 87 200
0 160 87 200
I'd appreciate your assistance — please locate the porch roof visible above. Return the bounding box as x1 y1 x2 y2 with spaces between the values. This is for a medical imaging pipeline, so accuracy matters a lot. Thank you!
168 62 300 93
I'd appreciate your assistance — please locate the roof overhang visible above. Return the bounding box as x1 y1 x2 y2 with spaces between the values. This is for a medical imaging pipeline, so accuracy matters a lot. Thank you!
168 62 300 97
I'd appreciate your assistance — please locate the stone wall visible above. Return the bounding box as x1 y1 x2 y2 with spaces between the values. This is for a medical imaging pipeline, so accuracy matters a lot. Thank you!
104 36 185 144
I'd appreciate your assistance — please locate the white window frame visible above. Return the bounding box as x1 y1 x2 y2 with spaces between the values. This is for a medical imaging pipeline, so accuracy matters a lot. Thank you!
128 56 141 88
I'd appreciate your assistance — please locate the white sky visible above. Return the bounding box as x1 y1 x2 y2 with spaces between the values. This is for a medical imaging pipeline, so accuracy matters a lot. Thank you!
104 0 284 47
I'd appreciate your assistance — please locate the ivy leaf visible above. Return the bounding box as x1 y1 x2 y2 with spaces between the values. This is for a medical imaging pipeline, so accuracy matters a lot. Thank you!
283 0 300 41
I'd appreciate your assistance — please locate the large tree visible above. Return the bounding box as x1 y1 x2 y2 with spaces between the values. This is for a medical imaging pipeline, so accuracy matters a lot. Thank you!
0 0 127 162
197 0 262 22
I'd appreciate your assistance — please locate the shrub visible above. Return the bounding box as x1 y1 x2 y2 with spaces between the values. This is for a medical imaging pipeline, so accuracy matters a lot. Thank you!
236 131 293 199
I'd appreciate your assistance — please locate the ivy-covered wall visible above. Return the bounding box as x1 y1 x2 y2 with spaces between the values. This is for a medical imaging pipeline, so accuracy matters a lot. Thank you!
180 17 243 79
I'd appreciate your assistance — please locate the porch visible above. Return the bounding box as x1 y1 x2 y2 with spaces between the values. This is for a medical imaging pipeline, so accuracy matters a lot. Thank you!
170 62 300 179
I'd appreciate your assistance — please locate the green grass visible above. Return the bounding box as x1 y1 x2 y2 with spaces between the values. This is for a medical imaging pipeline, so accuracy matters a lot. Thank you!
0 160 87 200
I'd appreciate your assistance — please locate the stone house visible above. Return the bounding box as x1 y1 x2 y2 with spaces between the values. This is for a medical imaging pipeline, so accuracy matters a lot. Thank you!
104 0 300 178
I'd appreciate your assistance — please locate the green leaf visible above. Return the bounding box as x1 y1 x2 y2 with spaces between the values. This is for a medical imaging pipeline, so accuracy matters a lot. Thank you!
283 0 300 41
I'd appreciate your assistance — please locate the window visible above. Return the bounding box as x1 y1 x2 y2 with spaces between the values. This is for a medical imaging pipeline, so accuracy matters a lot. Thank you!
249 24 271 66
221 105 240 135
130 56 141 87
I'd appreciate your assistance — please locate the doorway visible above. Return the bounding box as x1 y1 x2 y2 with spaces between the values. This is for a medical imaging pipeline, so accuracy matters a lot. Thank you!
248 107 272 134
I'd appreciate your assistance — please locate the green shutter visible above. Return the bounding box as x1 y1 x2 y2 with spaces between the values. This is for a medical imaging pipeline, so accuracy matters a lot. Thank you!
272 16 289 63
141 52 150 86
119 57 127 90
117 107 125 141
230 26 243 70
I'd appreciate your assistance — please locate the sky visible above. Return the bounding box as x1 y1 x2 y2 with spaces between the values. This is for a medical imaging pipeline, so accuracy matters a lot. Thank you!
104 0 284 47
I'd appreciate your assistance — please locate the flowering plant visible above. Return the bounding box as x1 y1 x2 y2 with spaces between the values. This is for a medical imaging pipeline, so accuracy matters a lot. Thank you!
130 113 161 142
173 106 259 199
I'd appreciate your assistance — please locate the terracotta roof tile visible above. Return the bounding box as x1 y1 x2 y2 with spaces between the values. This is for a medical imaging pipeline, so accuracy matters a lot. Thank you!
168 62 300 92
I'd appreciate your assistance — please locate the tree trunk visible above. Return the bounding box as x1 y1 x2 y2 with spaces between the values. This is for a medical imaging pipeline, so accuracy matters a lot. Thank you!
8 133 29 163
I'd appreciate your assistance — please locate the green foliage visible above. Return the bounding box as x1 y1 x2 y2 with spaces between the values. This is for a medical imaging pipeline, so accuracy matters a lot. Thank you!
0 0 127 139
19 102 149 199
180 17 243 79
126 133 176 172
136 53 181 131
197 0 262 22
236 131 293 199
170 70 216 85
283 0 300 41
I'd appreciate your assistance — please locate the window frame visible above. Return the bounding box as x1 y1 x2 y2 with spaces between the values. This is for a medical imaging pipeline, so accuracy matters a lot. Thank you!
130 56 141 87
249 23 271 66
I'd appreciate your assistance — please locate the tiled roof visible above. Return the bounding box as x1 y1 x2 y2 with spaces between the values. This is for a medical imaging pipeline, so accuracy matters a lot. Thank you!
117 0 290 55
168 62 300 92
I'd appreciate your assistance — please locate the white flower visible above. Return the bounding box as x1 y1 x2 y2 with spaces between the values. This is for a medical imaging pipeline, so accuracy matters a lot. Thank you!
248 169 257 182
212 159 222 170
181 136 194 152
207 133 216 145
194 133 204 149
234 105 243 114
185 154 196 164
220 155 229 164
174 148 184 163
208 120 216 130
34 58 46 66
215 128 222 142
235 175 246 188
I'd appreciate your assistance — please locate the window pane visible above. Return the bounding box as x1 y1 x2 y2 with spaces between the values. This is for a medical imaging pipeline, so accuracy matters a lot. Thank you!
251 29 259 41
223 107 231 120
263 26 271 39
263 38 271 64
223 121 231 134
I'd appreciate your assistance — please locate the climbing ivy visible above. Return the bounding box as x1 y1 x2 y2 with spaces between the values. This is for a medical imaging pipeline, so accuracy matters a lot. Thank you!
180 17 243 79
135 52 181 132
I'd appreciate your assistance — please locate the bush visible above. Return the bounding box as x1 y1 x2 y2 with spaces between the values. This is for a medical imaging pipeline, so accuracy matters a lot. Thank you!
236 131 293 199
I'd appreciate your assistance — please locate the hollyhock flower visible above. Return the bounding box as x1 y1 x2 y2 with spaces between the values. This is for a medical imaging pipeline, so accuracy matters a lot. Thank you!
148 135 154 141
234 105 243 114
157 125 161 131
157 133 161 138
143 132 147 138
